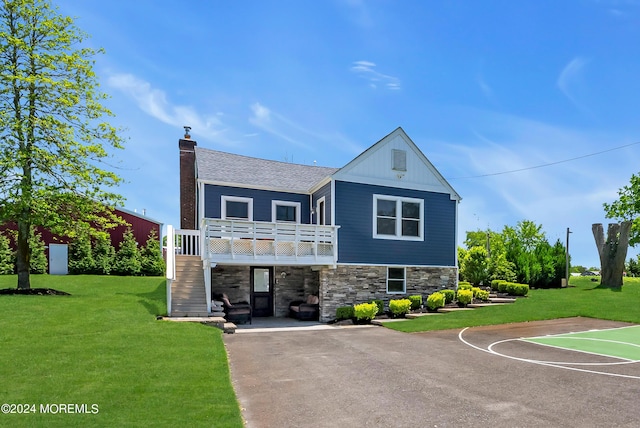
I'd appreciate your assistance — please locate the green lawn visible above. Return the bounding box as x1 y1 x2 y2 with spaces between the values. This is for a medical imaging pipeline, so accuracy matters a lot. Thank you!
0 275 242 428
385 277 640 333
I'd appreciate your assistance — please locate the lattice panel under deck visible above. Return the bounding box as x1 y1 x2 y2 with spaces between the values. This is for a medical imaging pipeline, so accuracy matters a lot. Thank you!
209 239 231 254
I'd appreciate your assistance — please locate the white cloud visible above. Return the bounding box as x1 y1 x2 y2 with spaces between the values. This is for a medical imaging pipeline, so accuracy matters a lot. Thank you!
248 102 363 157
107 72 235 145
435 108 639 266
557 57 591 113
350 60 401 90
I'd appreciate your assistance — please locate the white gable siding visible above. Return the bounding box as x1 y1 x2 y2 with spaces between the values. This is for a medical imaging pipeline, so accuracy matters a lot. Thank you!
332 129 459 199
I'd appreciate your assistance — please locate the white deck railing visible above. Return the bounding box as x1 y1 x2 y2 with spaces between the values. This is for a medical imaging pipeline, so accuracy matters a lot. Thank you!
201 218 339 265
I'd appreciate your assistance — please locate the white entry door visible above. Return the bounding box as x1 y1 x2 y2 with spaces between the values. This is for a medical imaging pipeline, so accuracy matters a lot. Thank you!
49 243 68 275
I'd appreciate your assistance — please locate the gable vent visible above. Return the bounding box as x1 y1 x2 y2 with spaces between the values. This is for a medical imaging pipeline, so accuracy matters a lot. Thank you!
392 149 407 171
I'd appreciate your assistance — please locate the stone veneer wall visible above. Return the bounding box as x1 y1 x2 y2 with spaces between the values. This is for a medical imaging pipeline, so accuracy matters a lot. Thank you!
210 265 319 317
318 265 458 322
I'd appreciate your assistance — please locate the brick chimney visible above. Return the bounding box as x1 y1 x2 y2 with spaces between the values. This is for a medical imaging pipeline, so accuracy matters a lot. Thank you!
179 127 197 229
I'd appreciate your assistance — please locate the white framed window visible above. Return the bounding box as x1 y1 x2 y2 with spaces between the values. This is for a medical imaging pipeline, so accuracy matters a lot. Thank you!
221 196 253 220
272 200 301 223
373 195 423 241
387 267 406 293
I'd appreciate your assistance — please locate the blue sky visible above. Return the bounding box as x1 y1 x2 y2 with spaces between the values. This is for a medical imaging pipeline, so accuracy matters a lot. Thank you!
56 0 640 268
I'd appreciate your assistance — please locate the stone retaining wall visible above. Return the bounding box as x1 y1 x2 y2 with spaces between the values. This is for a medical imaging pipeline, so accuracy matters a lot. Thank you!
318 265 457 322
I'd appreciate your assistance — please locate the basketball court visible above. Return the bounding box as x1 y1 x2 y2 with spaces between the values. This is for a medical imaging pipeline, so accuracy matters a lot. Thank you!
457 317 640 380
225 316 640 427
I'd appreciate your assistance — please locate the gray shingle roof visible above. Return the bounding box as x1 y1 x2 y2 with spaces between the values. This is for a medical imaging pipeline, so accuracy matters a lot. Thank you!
195 147 339 193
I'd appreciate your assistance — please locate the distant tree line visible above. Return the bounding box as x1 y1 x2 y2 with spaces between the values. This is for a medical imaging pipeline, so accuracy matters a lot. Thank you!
0 229 164 276
458 220 566 288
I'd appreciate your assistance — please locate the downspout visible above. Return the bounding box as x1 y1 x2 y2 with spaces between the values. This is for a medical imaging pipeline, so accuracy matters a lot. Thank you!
454 198 459 289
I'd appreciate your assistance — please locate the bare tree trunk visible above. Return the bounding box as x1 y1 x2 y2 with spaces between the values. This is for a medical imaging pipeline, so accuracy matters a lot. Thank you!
592 222 632 288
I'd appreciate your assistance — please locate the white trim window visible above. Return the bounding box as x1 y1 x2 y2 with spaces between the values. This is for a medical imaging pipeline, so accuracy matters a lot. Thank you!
272 200 301 223
221 196 253 220
387 267 406 293
373 195 423 241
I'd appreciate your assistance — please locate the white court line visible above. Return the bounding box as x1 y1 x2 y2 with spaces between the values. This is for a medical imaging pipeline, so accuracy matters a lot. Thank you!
526 324 640 341
458 327 640 380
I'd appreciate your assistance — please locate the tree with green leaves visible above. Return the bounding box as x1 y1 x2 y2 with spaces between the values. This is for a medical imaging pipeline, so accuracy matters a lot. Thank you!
140 230 165 276
459 246 489 286
604 173 640 246
0 0 125 289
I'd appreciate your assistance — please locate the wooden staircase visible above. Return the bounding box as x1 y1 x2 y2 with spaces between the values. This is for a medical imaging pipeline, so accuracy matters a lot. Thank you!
171 255 208 317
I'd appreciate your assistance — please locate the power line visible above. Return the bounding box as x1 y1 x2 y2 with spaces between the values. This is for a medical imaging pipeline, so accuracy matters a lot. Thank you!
449 140 640 180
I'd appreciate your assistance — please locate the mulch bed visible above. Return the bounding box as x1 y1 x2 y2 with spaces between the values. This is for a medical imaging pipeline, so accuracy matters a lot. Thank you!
0 288 70 296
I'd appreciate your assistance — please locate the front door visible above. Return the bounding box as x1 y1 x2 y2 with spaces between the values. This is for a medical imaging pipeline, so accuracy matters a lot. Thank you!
251 267 274 317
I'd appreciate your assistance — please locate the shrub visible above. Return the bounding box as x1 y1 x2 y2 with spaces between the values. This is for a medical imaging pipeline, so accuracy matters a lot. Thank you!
113 229 142 276
475 289 490 301
456 289 473 306
426 292 445 311
506 282 529 296
29 230 47 274
497 281 509 293
491 279 508 291
140 230 165 276
370 299 384 316
441 289 455 304
408 295 422 310
0 234 14 275
388 299 412 317
336 306 354 320
458 282 473 291
68 232 94 275
353 302 378 321
92 233 115 275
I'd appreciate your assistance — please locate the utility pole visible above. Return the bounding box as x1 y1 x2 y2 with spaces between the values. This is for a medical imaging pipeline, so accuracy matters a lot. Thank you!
564 227 572 288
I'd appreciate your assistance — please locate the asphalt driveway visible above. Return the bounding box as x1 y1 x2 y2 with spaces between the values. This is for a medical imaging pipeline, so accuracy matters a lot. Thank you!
223 318 640 427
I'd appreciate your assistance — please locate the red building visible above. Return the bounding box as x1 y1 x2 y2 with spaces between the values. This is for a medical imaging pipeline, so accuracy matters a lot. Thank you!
0 207 163 274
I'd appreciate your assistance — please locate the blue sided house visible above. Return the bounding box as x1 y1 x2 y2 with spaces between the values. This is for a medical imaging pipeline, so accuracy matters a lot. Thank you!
166 127 461 322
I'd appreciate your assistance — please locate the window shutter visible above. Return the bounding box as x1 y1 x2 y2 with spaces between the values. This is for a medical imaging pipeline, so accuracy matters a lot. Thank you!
392 149 407 171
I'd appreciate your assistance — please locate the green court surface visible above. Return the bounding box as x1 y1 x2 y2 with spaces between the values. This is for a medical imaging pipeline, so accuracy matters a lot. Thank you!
523 325 640 361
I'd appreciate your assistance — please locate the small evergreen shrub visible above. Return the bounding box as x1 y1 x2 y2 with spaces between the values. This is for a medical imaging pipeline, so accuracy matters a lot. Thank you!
114 229 142 276
458 282 473 291
441 289 455 304
506 282 529 296
457 289 473 306
336 306 354 320
408 295 422 310
140 230 165 276
0 234 14 275
426 292 445 311
93 233 115 275
389 299 412 317
370 299 384 315
497 281 509 293
475 289 490 301
68 233 94 274
491 279 507 291
353 302 378 321
29 230 47 274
